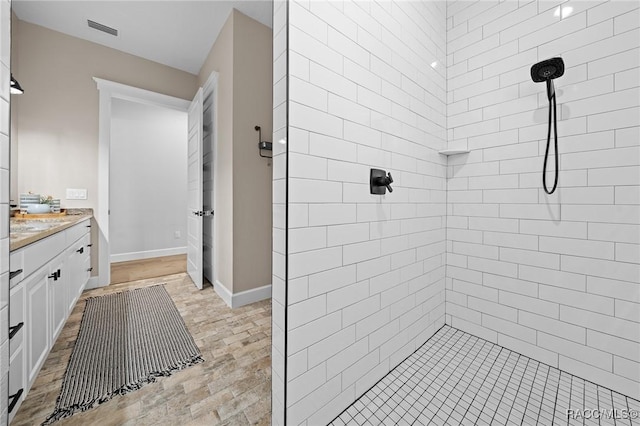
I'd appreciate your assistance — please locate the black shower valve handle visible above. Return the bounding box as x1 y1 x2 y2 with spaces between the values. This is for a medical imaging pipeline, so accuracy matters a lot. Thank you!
385 172 393 193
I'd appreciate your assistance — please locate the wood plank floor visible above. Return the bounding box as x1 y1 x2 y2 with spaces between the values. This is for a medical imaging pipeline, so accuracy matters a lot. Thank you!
110 254 187 284
12 272 271 425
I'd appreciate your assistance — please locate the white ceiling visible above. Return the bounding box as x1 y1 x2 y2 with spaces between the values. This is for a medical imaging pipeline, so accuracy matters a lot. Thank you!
12 0 272 75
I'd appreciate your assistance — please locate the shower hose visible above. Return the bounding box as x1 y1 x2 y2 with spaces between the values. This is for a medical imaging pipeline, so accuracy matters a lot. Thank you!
543 91 559 194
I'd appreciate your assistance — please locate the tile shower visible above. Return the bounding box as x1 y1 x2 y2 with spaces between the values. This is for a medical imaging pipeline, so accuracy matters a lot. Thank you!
270 0 638 424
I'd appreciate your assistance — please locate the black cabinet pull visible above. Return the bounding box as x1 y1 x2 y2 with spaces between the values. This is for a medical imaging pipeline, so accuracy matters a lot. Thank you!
8 388 23 413
86 225 91 228
87 244 93 247
9 269 23 280
57 269 62 278
87 267 93 272
48 273 58 281
9 322 24 339
77 247 84 254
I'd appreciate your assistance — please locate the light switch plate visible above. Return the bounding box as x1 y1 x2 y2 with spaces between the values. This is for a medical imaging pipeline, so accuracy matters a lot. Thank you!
66 188 87 200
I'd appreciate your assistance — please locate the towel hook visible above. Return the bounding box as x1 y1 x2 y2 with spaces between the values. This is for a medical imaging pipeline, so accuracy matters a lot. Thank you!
255 125 272 159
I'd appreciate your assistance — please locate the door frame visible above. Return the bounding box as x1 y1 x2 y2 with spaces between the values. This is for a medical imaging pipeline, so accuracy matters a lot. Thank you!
94 78 190 287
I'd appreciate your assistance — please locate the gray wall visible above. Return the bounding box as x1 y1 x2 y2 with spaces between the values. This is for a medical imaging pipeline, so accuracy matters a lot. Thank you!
11 18 197 278
197 10 274 295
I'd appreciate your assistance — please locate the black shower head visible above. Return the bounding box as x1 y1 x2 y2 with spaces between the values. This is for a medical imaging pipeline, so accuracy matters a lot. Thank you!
531 57 565 82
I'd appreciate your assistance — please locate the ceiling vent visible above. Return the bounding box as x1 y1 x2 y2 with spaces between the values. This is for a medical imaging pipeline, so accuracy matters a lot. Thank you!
87 19 118 36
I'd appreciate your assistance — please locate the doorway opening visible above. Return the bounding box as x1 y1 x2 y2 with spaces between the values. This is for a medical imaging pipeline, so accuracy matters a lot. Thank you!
109 97 189 284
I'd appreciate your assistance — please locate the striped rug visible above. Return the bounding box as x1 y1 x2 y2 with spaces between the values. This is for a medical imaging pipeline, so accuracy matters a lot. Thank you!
43 285 203 425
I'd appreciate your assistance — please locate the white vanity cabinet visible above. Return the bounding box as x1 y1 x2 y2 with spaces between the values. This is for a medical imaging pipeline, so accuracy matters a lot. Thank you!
8 218 92 422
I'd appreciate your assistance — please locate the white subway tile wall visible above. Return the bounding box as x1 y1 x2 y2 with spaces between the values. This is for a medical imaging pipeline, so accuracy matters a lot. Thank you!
285 0 448 423
0 0 9 422
446 0 640 399
271 1 287 425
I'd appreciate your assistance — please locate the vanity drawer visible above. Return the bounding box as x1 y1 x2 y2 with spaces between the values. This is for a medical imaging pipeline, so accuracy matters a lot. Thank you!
66 219 90 245
22 231 66 277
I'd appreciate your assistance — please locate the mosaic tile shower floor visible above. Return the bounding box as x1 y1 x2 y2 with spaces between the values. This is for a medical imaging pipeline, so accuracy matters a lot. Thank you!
331 325 639 426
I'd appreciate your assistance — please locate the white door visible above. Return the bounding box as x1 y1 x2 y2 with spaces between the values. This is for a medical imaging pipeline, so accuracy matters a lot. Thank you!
187 88 204 289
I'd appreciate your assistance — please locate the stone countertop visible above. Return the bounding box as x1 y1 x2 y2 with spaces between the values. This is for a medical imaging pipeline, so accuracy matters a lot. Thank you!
10 209 93 251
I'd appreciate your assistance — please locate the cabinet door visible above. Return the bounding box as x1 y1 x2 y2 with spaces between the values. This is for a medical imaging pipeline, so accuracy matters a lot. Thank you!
80 234 91 292
49 256 67 343
9 282 25 358
25 267 50 387
66 234 90 311
66 245 81 312
8 344 25 423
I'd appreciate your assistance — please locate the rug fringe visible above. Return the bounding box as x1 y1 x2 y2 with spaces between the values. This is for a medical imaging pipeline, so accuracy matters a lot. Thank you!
42 354 204 425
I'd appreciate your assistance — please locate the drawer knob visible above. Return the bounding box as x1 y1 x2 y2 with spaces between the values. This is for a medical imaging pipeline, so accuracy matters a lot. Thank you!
76 247 84 254
87 267 93 272
9 269 23 280
9 322 24 339
8 388 23 413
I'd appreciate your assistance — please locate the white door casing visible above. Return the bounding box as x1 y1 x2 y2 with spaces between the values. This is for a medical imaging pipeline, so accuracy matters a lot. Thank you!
187 88 204 289
94 78 190 288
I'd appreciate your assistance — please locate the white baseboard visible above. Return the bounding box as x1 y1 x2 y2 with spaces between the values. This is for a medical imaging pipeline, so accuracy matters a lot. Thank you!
110 247 187 263
233 284 272 308
213 280 233 307
214 280 272 308
84 276 103 290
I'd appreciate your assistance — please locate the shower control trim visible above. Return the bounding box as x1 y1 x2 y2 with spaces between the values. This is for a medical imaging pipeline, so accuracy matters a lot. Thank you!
370 168 393 195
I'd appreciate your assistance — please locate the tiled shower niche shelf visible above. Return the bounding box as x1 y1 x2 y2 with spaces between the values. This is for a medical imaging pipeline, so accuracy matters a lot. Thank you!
438 149 470 155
